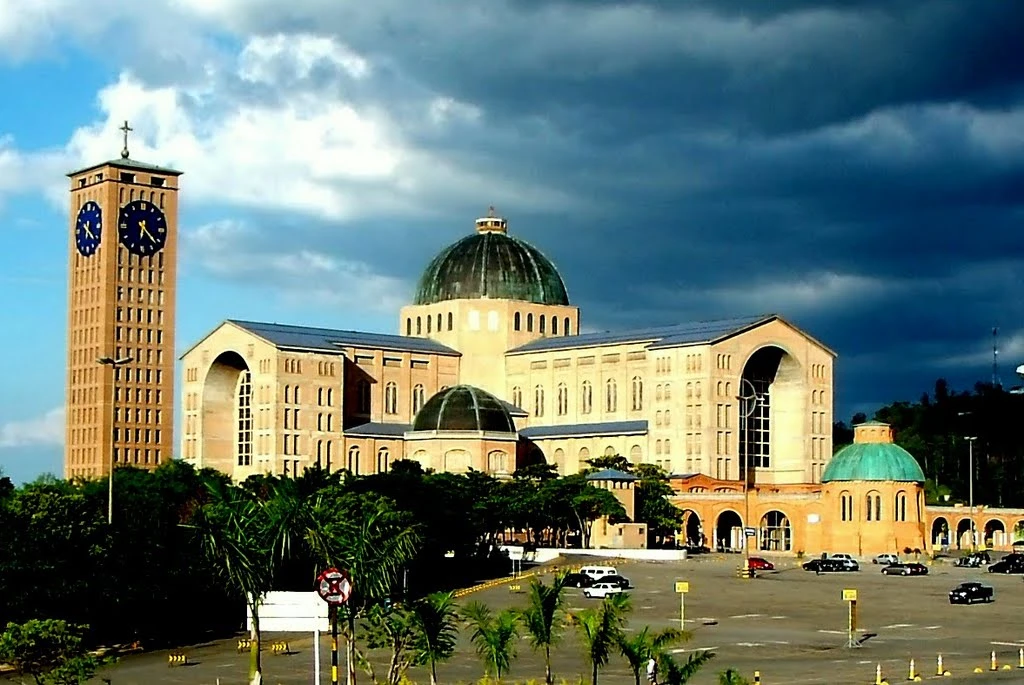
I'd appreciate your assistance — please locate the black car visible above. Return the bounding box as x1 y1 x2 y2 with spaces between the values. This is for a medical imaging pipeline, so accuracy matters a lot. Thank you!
563 572 594 588
803 558 851 573
988 559 1024 574
601 574 631 589
881 562 928 576
948 582 994 604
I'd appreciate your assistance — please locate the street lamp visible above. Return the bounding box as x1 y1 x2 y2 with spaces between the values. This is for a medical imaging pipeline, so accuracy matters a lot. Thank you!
964 436 977 552
737 378 761 576
97 355 132 525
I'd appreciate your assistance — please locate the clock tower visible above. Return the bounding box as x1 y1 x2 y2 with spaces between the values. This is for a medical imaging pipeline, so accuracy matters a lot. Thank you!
64 123 183 479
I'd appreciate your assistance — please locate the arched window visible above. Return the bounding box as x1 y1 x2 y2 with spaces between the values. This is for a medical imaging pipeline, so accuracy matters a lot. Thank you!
664 438 671 454
656 384 663 401
866 491 882 521
694 381 701 399
557 383 568 416
552 317 558 335
357 381 371 414
318 387 324 406
539 315 546 334
656 439 662 455
631 376 643 411
325 441 333 471
236 370 253 467
416 317 422 335
377 447 390 474
412 384 426 414
840 491 852 521
564 317 571 335
326 388 334 406
664 383 671 400
437 313 442 331
514 312 521 331
512 386 522 408
664 410 671 426
448 312 454 331
316 440 324 468
385 382 398 415
347 446 360 474
527 313 534 332
427 315 432 333
605 379 617 413
581 381 592 414
895 491 907 522
534 385 545 417
406 318 412 335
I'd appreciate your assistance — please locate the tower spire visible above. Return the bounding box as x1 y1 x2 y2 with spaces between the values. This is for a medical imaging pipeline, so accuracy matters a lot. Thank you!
119 120 133 159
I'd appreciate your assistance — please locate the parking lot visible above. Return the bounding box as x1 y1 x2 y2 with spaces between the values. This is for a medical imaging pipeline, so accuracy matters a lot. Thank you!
60 554 1024 684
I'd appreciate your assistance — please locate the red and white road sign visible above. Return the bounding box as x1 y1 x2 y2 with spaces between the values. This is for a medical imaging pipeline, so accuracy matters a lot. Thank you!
315 567 353 605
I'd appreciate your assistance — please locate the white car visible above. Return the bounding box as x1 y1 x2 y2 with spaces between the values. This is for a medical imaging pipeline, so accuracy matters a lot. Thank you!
873 553 899 565
583 582 624 599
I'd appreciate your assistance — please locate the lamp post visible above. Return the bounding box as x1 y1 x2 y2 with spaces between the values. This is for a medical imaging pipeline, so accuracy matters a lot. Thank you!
97 355 132 525
737 378 761 575
965 436 977 552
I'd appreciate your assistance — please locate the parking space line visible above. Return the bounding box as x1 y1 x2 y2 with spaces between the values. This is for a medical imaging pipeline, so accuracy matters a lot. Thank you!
671 646 718 653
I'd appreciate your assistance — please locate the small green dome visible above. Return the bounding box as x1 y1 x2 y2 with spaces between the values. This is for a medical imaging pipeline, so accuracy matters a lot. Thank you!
412 385 516 433
822 443 926 483
414 214 569 306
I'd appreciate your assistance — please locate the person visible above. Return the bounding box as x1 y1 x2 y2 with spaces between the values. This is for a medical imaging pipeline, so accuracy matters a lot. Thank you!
646 656 657 684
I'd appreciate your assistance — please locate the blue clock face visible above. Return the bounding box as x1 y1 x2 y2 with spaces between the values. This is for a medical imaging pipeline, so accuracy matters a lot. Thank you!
118 200 168 256
75 202 103 257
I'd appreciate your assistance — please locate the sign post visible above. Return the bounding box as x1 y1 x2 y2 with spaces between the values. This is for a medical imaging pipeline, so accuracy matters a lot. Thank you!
842 588 859 648
674 581 690 629
317 567 354 685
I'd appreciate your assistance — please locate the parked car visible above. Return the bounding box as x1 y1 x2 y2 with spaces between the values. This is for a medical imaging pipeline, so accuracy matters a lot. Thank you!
881 562 928 576
583 581 624 599
601 574 631 589
956 551 991 567
748 557 775 571
873 553 900 565
803 558 851 573
988 558 1024 574
826 553 860 570
563 572 594 588
948 582 993 604
579 566 619 581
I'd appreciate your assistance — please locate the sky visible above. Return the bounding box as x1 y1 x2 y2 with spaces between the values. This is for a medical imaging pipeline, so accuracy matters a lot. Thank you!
1 0 1023 484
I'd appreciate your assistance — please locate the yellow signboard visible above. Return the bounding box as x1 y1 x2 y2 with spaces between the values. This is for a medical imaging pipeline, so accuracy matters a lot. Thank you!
842 589 857 601
675 581 689 594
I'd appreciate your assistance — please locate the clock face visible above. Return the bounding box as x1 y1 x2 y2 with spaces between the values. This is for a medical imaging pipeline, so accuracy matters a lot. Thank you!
74 202 103 257
118 200 168 256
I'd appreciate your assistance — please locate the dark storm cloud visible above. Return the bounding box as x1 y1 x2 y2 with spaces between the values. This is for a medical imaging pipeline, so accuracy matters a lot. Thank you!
195 0 1024 418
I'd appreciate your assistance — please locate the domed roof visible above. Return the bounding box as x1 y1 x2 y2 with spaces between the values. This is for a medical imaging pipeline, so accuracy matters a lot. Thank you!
822 422 925 483
413 211 569 306
412 385 516 433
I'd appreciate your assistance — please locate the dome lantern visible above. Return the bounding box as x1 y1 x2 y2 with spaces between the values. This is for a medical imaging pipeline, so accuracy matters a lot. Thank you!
475 206 508 235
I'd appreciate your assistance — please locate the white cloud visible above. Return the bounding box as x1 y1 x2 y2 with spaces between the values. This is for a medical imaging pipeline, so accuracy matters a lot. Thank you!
239 33 370 83
186 220 408 312
0 407 64 449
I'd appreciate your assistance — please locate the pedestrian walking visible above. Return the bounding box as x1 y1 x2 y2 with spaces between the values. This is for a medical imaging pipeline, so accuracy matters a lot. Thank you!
646 656 658 684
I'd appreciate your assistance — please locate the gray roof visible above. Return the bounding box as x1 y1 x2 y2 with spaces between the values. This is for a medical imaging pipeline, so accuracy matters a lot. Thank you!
586 468 638 482
519 420 648 439
507 314 773 354
499 400 529 417
228 320 461 356
67 156 183 177
344 422 411 438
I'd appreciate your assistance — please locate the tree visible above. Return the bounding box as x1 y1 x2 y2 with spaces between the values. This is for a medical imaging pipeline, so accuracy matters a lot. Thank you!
571 592 632 685
462 601 520 683
617 625 684 685
0 619 103 685
410 591 460 685
585 455 633 473
718 668 750 684
657 650 715 684
633 464 684 547
360 604 417 685
518 572 568 685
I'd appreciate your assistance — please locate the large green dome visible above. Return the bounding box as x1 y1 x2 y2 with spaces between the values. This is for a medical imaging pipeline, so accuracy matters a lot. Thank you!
412 385 516 433
413 214 569 306
822 443 926 483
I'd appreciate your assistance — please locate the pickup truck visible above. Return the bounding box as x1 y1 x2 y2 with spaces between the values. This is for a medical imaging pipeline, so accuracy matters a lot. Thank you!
948 582 994 604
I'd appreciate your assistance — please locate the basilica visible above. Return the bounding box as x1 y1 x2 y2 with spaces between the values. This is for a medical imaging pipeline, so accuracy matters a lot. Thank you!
179 209 1021 556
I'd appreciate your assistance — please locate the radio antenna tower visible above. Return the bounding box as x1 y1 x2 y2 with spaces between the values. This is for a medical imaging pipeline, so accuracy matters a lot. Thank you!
992 327 1000 387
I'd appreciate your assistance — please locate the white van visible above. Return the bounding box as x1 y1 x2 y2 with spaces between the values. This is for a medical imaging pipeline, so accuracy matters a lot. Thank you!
580 565 618 580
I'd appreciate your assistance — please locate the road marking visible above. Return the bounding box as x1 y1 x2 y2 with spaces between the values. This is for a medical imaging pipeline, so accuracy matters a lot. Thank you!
736 642 764 647
923 626 942 630
729 613 763 619
991 641 1024 647
881 623 915 629
671 646 718 653
770 640 790 645
818 630 846 635
770 615 788 620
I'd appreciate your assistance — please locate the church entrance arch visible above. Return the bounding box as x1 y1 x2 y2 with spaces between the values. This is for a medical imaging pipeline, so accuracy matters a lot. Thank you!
759 510 792 552
715 510 743 552
201 351 252 474
931 516 950 549
681 510 704 548
985 519 1006 548
739 346 804 484
956 518 974 550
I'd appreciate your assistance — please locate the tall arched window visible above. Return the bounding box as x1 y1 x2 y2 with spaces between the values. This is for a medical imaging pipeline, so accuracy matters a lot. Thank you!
512 386 522 408
557 383 568 416
427 315 432 333
866 491 882 521
514 312 521 331
416 317 422 335
325 441 333 471
412 384 426 414
357 381 371 414
534 385 545 417
326 388 334 406
406 318 412 335
840 491 852 521
552 317 559 335
447 312 454 330
347 446 360 475
316 440 324 468
664 383 671 400
656 384 663 401
564 317 570 335
895 491 907 522
581 381 592 414
631 376 643 411
605 379 617 413
527 313 534 332
318 387 324 406
236 370 253 467
539 315 546 334
437 313 442 331
385 382 398 415
377 447 390 473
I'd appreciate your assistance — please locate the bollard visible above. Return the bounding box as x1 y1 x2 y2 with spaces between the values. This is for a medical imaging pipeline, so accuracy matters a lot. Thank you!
1019 648 1024 669
936 653 950 677
875 663 883 685
908 658 916 681
991 650 998 671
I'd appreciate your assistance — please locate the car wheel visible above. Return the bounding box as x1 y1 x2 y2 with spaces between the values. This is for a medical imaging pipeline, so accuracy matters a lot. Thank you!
903 569 909 576
584 592 591 598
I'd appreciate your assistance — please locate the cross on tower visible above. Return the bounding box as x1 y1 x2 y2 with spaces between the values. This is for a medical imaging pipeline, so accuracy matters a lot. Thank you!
120 120 134 159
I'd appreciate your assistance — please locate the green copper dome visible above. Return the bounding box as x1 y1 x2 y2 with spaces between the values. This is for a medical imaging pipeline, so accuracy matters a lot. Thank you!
821 443 926 483
414 214 569 306
412 385 516 433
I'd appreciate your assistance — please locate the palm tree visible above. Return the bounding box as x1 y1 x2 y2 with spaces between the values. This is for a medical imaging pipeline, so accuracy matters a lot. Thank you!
410 591 460 685
657 649 716 685
518 572 568 685
571 592 632 685
617 626 684 685
185 482 274 685
718 669 751 685
462 601 521 683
